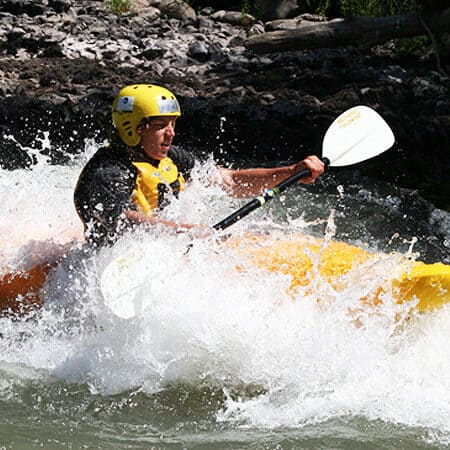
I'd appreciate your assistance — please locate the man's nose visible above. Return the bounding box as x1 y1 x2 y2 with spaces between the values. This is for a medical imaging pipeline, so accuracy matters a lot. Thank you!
166 123 175 136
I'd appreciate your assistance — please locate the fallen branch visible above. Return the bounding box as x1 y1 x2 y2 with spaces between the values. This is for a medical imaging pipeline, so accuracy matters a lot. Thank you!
245 8 450 53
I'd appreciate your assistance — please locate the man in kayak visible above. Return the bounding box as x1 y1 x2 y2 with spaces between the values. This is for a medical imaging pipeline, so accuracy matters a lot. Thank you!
74 84 324 246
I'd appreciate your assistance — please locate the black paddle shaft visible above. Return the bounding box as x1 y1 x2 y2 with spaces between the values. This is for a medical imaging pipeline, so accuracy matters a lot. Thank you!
213 158 329 231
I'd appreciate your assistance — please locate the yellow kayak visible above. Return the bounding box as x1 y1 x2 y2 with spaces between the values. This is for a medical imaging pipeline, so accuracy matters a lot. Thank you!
227 233 450 314
1 233 449 316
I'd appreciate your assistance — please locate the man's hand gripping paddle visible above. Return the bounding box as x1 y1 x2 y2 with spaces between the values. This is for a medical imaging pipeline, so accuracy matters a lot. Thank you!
213 105 395 231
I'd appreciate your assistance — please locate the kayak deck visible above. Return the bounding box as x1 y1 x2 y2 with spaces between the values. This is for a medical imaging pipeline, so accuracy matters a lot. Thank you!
228 234 450 314
1 233 450 316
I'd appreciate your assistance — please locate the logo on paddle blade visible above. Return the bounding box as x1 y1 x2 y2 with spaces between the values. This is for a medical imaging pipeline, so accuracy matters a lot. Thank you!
336 109 361 128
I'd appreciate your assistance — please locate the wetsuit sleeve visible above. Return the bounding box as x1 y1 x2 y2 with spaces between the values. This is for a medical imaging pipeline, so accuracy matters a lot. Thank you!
88 163 135 218
168 146 196 180
74 156 136 245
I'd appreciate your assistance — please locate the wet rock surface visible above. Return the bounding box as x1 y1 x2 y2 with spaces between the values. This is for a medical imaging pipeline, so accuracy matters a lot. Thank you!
0 0 449 210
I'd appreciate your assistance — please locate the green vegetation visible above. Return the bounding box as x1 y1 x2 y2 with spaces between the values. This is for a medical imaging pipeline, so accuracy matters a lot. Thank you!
104 0 134 13
339 0 417 17
241 0 252 15
179 1 424 19
328 0 430 58
297 0 418 17
301 0 335 16
391 36 430 57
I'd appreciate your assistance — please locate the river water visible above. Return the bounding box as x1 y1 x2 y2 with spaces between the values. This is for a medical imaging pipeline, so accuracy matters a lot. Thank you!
1 133 450 449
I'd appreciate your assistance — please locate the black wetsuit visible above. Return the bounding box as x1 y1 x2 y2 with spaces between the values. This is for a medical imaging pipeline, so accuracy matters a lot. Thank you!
74 138 195 246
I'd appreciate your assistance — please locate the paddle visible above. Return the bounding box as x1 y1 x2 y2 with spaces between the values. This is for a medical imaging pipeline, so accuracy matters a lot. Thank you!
213 105 394 231
101 105 395 319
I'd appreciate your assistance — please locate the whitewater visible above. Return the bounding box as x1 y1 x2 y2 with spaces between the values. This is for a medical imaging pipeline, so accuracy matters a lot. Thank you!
1 135 450 448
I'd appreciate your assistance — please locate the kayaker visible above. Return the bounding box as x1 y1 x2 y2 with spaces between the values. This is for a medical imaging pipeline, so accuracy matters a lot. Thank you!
74 84 325 246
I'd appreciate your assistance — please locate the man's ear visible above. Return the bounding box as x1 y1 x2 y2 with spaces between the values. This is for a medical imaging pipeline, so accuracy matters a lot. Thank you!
136 118 151 135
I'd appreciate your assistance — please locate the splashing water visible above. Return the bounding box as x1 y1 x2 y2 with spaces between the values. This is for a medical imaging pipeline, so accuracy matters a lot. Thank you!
1 136 450 447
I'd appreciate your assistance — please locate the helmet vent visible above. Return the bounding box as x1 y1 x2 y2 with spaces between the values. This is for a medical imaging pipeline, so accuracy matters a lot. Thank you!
122 120 133 135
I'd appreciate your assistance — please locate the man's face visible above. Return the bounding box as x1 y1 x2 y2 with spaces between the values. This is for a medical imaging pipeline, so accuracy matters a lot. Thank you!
138 116 176 160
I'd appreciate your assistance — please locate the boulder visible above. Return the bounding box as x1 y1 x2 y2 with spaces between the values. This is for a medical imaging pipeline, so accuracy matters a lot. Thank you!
159 0 196 22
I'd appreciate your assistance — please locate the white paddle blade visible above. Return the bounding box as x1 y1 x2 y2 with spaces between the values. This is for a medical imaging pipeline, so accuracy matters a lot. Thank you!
323 105 395 167
100 249 151 319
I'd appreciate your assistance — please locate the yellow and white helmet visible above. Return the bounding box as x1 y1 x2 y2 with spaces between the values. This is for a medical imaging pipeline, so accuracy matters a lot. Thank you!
112 84 181 147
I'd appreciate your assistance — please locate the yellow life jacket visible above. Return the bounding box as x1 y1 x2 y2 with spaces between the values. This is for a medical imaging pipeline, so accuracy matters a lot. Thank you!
132 157 185 215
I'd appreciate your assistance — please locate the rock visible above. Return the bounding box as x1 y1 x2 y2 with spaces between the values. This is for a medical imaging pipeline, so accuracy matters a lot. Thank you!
139 45 167 60
132 0 154 7
0 0 448 210
159 0 196 22
48 0 72 13
0 0 49 17
210 10 256 27
200 7 214 16
7 27 26 40
265 14 325 30
40 43 65 58
136 6 160 20
248 22 265 36
265 18 301 31
187 40 210 62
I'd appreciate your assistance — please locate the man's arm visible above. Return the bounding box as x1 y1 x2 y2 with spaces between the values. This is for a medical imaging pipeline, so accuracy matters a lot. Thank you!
124 209 206 234
218 155 325 197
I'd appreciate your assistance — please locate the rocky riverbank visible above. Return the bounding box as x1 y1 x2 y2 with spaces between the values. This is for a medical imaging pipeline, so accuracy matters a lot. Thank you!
1 0 449 210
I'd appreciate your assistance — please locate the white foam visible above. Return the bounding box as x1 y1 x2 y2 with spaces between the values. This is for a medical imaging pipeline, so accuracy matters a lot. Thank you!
1 137 450 442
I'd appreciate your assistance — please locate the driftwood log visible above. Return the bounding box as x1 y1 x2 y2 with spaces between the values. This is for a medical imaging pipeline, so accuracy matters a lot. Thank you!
245 8 450 53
